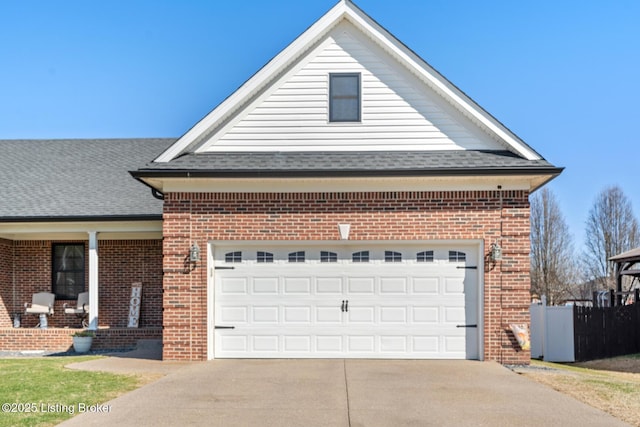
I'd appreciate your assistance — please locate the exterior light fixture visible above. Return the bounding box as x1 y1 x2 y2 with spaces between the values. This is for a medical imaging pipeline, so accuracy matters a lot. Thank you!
189 243 201 263
490 242 502 262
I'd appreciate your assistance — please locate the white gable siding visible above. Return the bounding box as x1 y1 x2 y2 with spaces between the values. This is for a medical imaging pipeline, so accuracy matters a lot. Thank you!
199 22 505 153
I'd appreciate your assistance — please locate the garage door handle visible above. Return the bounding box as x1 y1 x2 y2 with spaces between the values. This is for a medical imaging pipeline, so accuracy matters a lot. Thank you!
341 300 349 312
215 326 235 329
456 324 477 328
456 266 477 269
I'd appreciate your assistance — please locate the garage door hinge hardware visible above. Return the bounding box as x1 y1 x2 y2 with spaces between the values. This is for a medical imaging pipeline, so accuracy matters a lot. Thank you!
456 266 477 269
215 266 236 270
456 324 478 328
214 326 235 329
341 300 349 312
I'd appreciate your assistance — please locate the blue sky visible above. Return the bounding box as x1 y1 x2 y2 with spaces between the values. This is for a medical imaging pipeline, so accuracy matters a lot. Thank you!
1 0 639 250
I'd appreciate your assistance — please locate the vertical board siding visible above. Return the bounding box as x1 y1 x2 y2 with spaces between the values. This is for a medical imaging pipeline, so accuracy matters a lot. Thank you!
203 22 504 152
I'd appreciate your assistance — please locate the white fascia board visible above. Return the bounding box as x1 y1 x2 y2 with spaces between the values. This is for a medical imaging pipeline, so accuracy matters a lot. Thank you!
0 220 162 240
154 2 349 163
342 5 541 161
156 176 535 194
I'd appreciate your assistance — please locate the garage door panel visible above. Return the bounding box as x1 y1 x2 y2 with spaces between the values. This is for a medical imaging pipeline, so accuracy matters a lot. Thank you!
412 335 439 353
348 335 375 352
218 306 248 323
348 306 375 323
316 335 343 352
213 243 480 359
284 277 311 294
253 335 279 352
317 277 343 294
380 336 408 352
284 306 312 323
221 277 248 294
218 335 248 353
284 336 311 352
444 306 466 324
412 277 439 294
380 306 407 323
253 277 279 294
347 277 375 294
380 277 408 294
444 276 465 294
253 306 279 323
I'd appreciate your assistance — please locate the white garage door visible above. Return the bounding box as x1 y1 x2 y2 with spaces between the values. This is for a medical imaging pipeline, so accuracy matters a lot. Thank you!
211 243 480 359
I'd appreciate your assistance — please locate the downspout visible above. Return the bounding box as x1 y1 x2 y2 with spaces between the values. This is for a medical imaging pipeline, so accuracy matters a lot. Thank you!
12 242 16 324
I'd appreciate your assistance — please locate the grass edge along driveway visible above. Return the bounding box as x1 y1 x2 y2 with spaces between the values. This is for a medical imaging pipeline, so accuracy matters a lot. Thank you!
518 355 640 427
0 356 145 427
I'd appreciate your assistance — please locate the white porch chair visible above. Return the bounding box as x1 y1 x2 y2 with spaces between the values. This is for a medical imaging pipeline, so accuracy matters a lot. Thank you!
24 292 55 328
63 292 90 328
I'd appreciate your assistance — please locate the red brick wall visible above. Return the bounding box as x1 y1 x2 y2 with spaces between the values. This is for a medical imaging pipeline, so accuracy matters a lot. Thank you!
98 240 163 328
162 191 531 364
0 239 13 328
2 239 162 329
0 327 162 352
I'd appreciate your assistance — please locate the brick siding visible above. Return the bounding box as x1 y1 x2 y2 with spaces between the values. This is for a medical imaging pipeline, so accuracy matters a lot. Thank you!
162 191 531 364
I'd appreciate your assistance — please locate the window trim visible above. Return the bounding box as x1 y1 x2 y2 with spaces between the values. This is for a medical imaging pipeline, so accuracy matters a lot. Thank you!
329 72 361 123
51 243 86 300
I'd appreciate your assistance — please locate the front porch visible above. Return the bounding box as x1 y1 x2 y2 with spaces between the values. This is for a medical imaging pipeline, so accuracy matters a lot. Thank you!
0 235 164 353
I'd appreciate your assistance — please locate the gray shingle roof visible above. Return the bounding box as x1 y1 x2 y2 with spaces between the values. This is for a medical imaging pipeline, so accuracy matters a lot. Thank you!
135 150 561 177
0 138 175 220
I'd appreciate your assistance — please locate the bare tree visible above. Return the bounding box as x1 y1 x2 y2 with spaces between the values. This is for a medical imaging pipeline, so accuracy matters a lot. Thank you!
530 188 577 305
583 185 640 290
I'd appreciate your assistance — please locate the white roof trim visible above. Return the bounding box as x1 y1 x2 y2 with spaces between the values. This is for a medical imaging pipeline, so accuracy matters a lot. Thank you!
155 0 540 163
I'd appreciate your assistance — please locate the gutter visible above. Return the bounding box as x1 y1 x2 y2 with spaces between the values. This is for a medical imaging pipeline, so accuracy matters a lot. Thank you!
0 214 162 224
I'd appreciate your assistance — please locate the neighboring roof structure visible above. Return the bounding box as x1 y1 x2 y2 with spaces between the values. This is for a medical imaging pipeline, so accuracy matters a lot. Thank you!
609 247 640 263
0 138 174 221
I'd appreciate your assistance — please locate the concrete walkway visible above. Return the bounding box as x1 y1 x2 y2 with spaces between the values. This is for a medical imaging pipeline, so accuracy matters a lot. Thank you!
59 358 629 427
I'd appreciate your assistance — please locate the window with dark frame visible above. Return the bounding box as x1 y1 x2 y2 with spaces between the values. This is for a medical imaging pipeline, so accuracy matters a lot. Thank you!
225 251 242 263
257 251 274 263
416 251 435 262
320 251 338 263
352 251 370 263
288 251 305 263
329 73 361 122
52 243 85 300
448 251 466 262
384 251 402 262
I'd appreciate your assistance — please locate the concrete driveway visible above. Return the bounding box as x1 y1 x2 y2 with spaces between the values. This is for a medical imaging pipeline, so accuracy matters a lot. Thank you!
59 359 628 427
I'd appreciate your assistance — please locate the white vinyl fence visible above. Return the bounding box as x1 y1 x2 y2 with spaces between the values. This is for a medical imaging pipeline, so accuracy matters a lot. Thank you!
530 296 575 362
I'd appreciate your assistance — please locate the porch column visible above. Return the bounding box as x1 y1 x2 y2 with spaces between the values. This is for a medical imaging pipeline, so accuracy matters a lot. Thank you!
88 231 99 330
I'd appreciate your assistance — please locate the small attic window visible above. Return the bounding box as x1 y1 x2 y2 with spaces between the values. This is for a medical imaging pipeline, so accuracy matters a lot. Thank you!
329 73 361 122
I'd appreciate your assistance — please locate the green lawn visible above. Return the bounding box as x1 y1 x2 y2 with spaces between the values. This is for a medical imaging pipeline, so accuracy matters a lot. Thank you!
0 356 140 427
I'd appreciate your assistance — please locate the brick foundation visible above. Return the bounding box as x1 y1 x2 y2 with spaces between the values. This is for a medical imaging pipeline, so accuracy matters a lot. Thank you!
0 327 162 352
162 191 532 364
